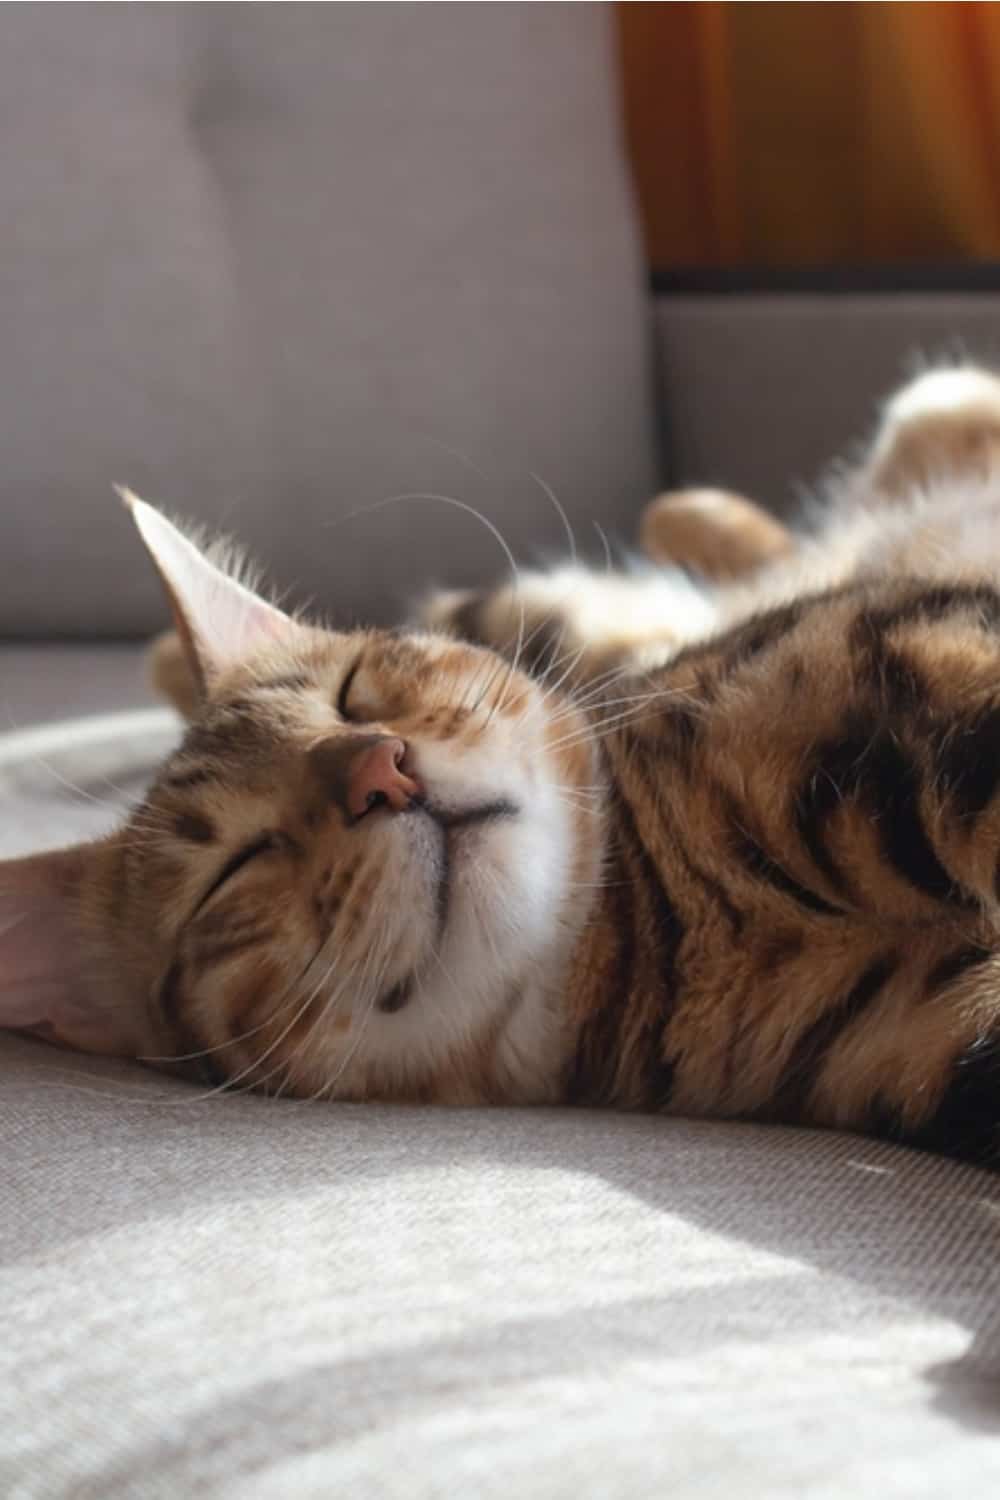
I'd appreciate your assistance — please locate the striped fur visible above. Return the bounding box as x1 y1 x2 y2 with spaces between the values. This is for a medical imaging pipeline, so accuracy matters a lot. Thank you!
9 366 1000 1169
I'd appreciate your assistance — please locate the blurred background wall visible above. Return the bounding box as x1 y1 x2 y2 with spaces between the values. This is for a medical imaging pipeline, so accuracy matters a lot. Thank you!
618 1 1000 270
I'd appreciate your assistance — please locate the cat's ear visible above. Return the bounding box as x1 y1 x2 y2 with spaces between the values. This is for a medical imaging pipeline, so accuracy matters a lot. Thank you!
0 844 137 1054
118 487 301 696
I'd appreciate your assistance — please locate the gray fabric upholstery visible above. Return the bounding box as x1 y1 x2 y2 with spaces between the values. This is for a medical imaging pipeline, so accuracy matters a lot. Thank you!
0 645 153 730
4 1028 1000 1497
0 3 657 638
656 291 1000 513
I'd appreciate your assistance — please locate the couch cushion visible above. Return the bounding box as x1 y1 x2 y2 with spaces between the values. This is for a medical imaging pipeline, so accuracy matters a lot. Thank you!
3 1042 1000 1499
0 644 154 730
0 4 656 638
2 709 1000 1497
656 286 1000 513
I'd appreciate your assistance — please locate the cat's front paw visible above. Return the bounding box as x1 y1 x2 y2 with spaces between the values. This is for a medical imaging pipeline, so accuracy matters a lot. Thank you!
640 488 793 578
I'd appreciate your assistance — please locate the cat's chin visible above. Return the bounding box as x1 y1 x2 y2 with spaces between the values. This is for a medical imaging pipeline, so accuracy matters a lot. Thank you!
390 796 525 987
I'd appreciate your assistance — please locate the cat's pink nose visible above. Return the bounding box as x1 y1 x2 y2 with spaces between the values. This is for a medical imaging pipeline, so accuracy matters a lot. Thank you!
346 737 421 819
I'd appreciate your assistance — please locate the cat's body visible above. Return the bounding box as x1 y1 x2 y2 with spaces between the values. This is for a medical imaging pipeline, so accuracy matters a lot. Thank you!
7 367 1000 1166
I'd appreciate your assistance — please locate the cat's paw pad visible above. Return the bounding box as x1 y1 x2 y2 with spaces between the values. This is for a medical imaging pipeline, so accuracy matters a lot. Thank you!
640 488 793 578
871 366 1000 494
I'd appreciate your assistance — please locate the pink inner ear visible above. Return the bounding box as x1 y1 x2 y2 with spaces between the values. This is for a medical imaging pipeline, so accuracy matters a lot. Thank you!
124 492 302 681
0 847 129 1053
0 852 88 1030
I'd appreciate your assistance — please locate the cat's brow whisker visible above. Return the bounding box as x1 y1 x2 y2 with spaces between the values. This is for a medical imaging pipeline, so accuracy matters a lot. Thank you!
346 488 527 725
468 608 564 718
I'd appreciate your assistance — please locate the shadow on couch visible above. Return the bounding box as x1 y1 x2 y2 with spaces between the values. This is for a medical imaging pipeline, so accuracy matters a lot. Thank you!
4 1030 999 1459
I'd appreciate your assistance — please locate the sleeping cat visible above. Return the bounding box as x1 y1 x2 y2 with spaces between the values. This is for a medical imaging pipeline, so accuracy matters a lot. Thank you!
6 366 1000 1168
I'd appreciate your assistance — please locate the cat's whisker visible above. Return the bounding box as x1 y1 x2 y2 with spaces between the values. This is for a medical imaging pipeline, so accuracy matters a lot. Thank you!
472 599 539 720
593 520 614 575
535 635 590 703
534 625 587 694
543 695 698 755
544 664 637 723
138 934 334 1074
284 917 391 1101
314 927 395 1101
214 963 342 1101
20 754 133 813
530 471 578 569
469 634 517 716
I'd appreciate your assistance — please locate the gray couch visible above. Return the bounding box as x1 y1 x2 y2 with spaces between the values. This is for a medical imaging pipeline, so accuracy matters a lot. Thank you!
3 8 1000 1497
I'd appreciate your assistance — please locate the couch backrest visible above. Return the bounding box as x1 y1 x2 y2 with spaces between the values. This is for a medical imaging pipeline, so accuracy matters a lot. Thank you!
0 3 658 638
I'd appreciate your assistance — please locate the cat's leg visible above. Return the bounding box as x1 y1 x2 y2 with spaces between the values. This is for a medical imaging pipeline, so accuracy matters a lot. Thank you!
867 365 1000 496
640 487 793 578
421 489 793 686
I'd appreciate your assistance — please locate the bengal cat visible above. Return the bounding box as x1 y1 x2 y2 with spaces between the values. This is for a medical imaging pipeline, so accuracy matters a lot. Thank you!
6 366 1000 1169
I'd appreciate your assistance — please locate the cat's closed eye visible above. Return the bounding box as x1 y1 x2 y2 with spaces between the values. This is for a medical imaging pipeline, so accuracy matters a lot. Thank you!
337 655 384 725
336 657 366 722
196 834 285 913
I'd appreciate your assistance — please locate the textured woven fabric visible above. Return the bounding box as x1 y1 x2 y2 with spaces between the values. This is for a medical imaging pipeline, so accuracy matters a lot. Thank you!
0 645 153 731
3 713 1000 1497
0 3 656 637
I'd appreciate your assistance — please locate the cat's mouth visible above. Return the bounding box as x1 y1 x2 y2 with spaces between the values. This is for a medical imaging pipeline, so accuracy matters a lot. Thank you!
376 797 519 1015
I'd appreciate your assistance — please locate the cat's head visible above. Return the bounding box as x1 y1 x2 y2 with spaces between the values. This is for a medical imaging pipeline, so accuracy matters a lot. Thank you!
0 498 601 1102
